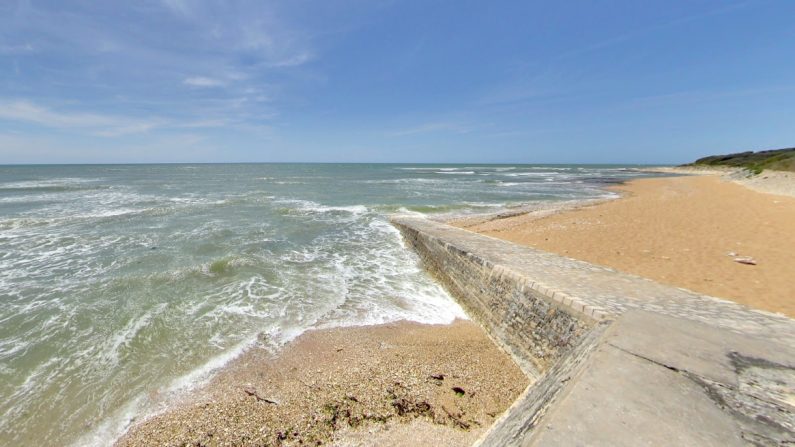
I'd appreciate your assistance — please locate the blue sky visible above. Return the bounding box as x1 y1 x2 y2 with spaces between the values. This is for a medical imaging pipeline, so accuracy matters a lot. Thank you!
1 0 794 164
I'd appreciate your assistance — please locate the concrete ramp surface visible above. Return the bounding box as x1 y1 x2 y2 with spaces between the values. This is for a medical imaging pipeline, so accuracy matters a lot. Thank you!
391 216 795 446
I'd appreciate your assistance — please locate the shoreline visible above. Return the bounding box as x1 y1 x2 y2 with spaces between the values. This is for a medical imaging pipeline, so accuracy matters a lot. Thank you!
103 169 658 446
105 170 657 446
107 165 795 445
10 165 788 445
457 170 795 317
115 319 529 446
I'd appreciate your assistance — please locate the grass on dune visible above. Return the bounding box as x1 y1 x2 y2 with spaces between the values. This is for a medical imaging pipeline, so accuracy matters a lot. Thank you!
684 147 795 174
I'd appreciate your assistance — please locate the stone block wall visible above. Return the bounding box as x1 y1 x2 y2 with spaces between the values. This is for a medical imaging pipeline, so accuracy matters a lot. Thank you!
393 219 594 378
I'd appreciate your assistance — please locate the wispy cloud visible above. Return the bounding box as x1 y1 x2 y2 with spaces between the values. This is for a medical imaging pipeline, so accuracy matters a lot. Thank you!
0 100 155 135
0 1 318 135
157 1 315 70
268 51 314 68
0 100 232 137
184 76 226 87
160 0 194 18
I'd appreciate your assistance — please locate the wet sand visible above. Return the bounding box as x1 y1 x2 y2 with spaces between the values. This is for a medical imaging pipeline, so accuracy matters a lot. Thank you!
116 320 528 446
456 174 795 317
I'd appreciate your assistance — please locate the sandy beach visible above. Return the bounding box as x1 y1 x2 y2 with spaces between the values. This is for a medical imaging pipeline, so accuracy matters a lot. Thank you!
116 320 528 447
455 173 795 318
8 2 795 445
116 169 794 446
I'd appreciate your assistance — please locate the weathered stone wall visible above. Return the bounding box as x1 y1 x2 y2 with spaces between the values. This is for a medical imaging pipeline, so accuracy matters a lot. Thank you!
393 219 594 378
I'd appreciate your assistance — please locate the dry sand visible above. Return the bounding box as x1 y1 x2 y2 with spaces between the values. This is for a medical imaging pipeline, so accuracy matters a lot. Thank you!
646 165 795 198
456 174 795 318
117 320 528 447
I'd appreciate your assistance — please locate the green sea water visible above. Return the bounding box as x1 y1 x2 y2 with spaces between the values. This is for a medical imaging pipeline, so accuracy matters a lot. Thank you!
0 163 658 446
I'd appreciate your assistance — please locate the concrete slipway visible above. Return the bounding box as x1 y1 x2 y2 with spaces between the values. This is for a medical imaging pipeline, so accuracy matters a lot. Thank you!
391 216 794 446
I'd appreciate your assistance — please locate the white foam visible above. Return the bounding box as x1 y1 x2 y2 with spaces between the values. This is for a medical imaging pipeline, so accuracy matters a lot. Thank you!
274 198 369 215
2 164 652 447
503 171 561 177
76 208 142 219
396 167 455 171
165 337 258 395
394 207 426 217
0 177 103 189
72 393 146 447
0 337 31 360
463 201 511 208
78 317 265 447
358 178 446 185
1 355 63 429
100 304 166 367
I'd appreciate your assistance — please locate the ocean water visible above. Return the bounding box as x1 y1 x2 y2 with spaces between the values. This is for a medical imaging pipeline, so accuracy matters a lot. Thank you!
0 163 657 446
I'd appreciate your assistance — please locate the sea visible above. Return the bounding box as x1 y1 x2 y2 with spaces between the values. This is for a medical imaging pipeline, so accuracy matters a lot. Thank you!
0 163 659 446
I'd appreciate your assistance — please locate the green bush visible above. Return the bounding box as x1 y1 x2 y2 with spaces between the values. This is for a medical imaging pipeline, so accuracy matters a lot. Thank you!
685 147 795 174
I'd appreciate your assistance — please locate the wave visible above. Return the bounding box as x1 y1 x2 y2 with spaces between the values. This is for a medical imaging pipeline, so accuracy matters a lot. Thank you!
274 198 370 216
1 163 655 447
502 171 563 177
0 178 107 194
0 185 110 194
99 304 167 367
75 210 465 446
396 167 457 171
357 178 447 185
73 332 260 447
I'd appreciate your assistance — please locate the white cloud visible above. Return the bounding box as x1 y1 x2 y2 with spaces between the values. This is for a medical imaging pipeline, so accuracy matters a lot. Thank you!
0 100 140 130
268 52 313 68
0 100 233 137
184 76 226 87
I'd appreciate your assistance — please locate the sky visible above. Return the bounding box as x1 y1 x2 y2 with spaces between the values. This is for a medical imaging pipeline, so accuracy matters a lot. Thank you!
1 0 794 164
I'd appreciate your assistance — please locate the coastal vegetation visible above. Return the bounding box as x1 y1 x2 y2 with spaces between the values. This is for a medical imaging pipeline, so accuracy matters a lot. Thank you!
686 147 795 174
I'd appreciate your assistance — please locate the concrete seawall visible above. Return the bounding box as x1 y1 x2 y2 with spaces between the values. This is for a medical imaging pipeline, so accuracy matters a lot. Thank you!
394 216 595 378
392 216 795 446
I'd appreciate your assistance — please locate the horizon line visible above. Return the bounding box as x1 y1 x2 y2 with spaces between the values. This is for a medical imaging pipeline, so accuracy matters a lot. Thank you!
0 161 677 167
